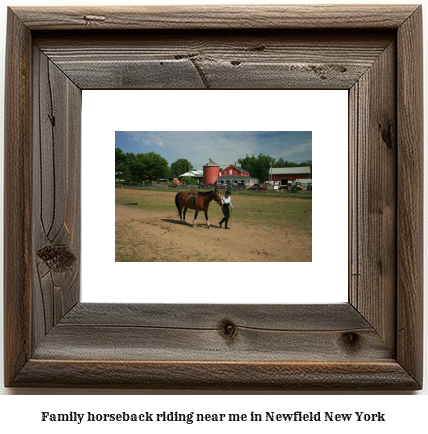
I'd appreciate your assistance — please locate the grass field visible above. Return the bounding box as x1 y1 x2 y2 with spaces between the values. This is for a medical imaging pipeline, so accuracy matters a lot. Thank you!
115 188 312 262
116 188 311 233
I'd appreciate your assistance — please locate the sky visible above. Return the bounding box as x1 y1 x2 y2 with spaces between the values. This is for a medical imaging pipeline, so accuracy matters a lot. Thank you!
115 131 312 170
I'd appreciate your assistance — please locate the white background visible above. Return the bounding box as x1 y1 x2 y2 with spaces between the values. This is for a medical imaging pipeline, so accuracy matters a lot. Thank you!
82 90 348 304
0 0 426 428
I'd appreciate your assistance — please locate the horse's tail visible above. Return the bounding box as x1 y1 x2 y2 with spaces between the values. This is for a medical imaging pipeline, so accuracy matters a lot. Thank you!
175 192 181 215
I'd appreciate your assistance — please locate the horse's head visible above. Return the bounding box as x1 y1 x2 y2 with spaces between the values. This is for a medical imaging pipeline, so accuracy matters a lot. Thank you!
213 188 222 206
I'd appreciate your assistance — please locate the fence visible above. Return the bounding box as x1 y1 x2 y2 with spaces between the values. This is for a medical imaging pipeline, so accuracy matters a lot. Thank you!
115 182 312 198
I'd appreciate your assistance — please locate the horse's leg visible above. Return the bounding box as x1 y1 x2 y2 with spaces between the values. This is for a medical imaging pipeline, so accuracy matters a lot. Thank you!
183 207 188 223
193 210 199 227
204 210 210 228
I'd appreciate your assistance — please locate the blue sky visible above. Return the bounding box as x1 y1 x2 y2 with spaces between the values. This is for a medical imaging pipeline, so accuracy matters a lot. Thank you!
115 131 311 170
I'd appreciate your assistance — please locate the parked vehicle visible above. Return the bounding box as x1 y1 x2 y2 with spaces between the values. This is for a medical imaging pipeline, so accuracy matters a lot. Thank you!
290 181 303 192
168 178 187 187
216 183 232 190
248 184 266 191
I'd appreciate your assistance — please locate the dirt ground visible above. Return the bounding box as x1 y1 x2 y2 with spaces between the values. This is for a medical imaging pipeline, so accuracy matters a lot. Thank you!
115 199 312 262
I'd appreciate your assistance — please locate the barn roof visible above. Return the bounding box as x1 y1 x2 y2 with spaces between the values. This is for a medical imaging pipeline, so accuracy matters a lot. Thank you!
179 170 203 177
270 166 311 175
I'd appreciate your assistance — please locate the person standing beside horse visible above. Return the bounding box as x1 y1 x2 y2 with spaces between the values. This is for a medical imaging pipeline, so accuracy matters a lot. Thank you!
219 189 233 229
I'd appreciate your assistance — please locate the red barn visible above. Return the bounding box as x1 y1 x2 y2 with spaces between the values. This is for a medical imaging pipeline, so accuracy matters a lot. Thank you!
269 167 311 183
220 164 250 177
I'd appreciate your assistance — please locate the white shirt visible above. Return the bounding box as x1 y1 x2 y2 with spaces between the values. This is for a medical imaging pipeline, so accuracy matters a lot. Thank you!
222 196 233 208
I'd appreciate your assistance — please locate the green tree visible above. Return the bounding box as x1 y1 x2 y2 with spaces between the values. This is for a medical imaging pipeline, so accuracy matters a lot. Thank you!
274 157 286 168
181 176 193 185
300 160 312 174
237 155 257 179
115 147 127 179
115 148 138 182
170 159 193 177
273 159 300 168
238 153 274 182
163 166 174 179
285 161 298 167
123 152 137 182
145 152 169 182
129 152 169 183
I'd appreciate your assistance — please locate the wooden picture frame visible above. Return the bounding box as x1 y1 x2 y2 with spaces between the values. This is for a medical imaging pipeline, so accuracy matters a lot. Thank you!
4 5 423 390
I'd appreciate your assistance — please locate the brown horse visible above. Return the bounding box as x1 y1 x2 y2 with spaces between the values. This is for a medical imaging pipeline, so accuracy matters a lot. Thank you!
175 188 222 228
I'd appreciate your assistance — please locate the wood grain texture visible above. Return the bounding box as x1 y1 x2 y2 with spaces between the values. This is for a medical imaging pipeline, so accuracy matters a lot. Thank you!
32 47 81 348
4 5 423 390
33 304 391 362
11 5 419 30
396 6 423 387
12 361 419 390
35 31 393 90
349 40 397 351
60 303 370 329
3 8 32 388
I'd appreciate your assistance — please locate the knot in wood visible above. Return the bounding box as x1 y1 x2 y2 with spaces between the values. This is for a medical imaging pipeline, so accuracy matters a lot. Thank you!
378 122 393 149
37 245 76 272
341 332 361 350
219 320 238 340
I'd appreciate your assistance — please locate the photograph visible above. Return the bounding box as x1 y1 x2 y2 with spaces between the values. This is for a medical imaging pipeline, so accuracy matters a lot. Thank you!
115 131 312 262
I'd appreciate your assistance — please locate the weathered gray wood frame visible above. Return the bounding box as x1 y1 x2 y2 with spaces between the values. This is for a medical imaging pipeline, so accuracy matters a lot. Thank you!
4 5 423 389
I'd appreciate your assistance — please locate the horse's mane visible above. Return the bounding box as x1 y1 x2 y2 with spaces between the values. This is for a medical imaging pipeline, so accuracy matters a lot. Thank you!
198 190 216 195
